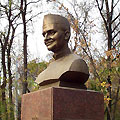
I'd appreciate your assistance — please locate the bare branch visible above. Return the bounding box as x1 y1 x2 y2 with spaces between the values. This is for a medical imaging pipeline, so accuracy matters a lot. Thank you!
26 12 42 24
95 0 108 32
113 39 120 48
100 0 105 10
105 0 110 21
27 0 41 6
0 3 7 9
112 13 120 24
113 0 120 9
9 26 16 49
11 12 21 23
0 38 3 47
112 31 120 41
112 22 120 33
110 0 114 20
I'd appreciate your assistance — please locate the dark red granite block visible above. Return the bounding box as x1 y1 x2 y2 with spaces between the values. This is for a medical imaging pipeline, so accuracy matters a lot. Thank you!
21 87 104 120
53 87 104 120
21 88 52 120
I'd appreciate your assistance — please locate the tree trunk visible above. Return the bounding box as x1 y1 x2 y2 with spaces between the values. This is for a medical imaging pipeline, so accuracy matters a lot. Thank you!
21 0 28 94
7 48 14 119
1 48 8 120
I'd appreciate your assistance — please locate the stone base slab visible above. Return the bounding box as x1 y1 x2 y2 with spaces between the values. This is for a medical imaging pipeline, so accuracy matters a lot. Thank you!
21 87 104 120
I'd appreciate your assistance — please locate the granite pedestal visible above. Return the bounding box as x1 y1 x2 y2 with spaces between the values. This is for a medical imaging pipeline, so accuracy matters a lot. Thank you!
21 87 104 120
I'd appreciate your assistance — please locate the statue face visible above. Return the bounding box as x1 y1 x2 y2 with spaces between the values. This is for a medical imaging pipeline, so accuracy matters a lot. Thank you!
43 23 67 52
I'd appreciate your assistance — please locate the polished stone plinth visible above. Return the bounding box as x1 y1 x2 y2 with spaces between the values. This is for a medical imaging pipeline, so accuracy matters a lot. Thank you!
21 87 104 120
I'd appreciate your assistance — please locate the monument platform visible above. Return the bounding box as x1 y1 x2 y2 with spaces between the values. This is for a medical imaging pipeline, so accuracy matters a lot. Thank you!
21 87 104 120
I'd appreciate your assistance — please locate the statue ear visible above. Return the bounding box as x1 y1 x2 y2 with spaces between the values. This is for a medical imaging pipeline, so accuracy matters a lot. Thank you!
65 30 70 41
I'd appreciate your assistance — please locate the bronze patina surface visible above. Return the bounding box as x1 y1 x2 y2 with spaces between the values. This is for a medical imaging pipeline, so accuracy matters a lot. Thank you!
36 14 89 89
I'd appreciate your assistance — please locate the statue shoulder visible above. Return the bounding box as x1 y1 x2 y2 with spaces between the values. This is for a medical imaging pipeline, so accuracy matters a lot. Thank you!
69 57 89 75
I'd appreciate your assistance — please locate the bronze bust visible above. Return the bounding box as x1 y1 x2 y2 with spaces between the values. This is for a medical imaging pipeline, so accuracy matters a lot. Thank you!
35 14 89 89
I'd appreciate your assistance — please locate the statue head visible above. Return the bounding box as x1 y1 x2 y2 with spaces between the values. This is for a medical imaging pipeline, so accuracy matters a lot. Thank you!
42 14 71 53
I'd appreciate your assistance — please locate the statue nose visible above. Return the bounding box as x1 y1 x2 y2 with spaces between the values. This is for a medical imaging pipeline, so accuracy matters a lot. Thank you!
45 33 50 39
